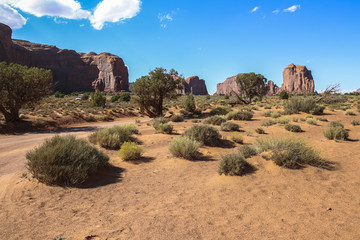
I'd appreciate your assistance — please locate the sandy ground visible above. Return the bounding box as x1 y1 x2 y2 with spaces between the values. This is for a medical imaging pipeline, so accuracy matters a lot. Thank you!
0 110 360 240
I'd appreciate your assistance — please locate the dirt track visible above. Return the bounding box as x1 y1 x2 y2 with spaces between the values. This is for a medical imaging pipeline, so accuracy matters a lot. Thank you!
0 118 141 178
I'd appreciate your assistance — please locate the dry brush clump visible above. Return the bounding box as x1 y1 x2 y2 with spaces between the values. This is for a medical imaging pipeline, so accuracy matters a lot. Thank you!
285 124 302 132
218 152 254 176
209 106 231 116
182 124 222 146
169 136 201 160
324 121 349 141
204 115 227 126
226 110 253 121
256 137 332 169
119 142 143 161
89 124 138 149
220 122 240 132
26 135 109 186
170 115 184 122
152 117 174 134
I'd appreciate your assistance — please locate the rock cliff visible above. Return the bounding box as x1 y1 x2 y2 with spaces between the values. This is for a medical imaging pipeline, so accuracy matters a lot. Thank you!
215 64 315 96
177 76 208 95
281 63 314 94
0 23 128 93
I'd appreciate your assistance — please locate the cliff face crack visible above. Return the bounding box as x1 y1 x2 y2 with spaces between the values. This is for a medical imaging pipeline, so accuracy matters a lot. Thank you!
0 23 129 93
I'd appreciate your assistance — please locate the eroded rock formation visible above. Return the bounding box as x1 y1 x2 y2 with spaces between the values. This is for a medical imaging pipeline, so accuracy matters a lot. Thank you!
282 63 314 94
215 75 241 95
215 64 315 96
0 23 128 92
177 76 208 95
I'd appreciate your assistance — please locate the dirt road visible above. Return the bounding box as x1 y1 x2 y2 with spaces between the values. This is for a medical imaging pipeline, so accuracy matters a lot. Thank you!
0 118 143 179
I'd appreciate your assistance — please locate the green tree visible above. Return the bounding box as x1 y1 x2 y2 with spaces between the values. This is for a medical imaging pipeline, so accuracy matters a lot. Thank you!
132 67 184 117
0 62 53 123
185 94 196 113
279 90 289 99
90 90 106 107
233 73 269 104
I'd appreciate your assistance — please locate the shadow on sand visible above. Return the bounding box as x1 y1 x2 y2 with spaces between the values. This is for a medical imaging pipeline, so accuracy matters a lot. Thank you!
79 165 125 189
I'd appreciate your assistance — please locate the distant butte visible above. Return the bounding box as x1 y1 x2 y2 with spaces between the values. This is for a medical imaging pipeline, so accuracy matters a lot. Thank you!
0 23 129 93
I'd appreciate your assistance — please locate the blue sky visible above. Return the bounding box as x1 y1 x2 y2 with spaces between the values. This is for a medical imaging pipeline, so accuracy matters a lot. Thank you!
1 0 360 93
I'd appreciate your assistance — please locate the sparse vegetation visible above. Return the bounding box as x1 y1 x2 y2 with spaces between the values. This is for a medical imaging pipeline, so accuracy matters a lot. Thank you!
170 115 184 122
89 125 137 149
220 122 240 131
26 135 109 186
257 137 332 169
209 106 231 116
169 136 201 160
90 90 106 107
285 124 302 132
237 145 257 158
255 128 265 134
183 124 221 146
351 119 360 126
218 152 254 176
204 115 227 126
324 122 349 141
226 110 253 121
119 142 143 161
185 94 196 113
230 132 244 144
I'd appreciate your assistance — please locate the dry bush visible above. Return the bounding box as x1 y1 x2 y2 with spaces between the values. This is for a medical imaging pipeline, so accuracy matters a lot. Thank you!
183 124 221 146
169 136 201 160
218 152 254 176
285 124 302 132
220 122 240 132
226 111 253 121
26 135 109 186
204 115 227 126
324 122 349 141
119 142 143 161
89 125 137 149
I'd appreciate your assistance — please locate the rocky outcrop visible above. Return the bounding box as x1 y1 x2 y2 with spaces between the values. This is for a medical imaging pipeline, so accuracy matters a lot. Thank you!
177 76 208 95
267 80 280 95
282 63 314 94
215 64 315 96
215 75 241 95
0 23 128 93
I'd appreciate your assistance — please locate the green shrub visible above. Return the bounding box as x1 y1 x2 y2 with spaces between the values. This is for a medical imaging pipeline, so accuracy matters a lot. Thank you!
226 111 253 121
26 135 109 186
90 90 106 107
255 128 265 134
119 92 131 102
324 125 349 141
285 124 302 132
262 119 277 127
279 90 289 99
54 91 64 98
218 152 254 176
270 112 281 118
81 93 89 101
257 137 331 169
316 117 328 122
90 125 136 149
170 115 184 122
275 117 290 125
185 94 196 113
156 123 174 134
284 97 323 114
204 115 227 125
230 132 244 144
292 117 299 122
351 119 360 126
237 145 257 158
152 117 168 129
345 109 356 116
329 121 344 128
169 136 201 160
306 118 317 125
119 142 143 161
183 124 221 146
310 105 325 115
263 111 273 117
210 106 231 116
220 122 240 131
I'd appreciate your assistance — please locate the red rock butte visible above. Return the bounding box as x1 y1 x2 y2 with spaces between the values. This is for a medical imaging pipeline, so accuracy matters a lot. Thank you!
0 23 129 93
215 64 315 96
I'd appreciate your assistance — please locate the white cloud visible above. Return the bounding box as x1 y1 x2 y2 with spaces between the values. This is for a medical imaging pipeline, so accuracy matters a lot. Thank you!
272 9 279 14
6 0 90 19
284 5 301 13
251 6 259 13
90 0 141 30
158 9 178 28
0 3 27 29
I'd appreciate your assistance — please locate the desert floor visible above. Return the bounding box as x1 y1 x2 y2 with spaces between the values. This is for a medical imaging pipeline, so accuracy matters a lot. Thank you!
0 109 360 240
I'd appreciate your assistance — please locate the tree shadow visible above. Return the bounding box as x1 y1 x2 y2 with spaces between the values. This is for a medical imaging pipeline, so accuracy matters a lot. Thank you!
215 139 236 149
78 165 125 189
127 156 155 165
